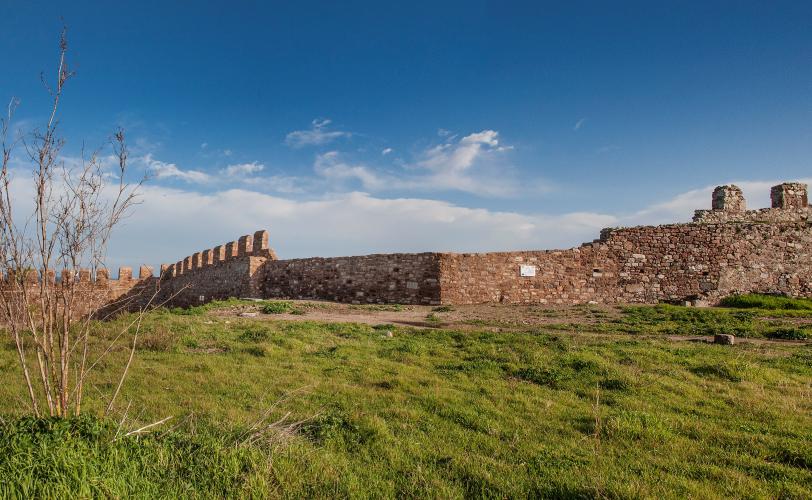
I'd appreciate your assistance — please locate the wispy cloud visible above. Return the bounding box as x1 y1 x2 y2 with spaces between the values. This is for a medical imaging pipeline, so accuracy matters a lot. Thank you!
285 118 352 148
222 161 264 176
308 130 520 197
314 151 388 190
381 147 393 155
625 177 812 225
101 185 617 266
411 130 517 196
13 155 805 269
573 118 586 131
138 156 270 186
141 154 210 183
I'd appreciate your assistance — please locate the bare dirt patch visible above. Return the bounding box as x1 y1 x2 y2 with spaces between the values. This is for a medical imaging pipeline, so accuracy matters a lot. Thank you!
208 300 811 346
210 300 625 331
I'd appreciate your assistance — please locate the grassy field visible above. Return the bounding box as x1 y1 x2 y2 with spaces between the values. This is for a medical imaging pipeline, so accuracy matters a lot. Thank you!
1 298 811 498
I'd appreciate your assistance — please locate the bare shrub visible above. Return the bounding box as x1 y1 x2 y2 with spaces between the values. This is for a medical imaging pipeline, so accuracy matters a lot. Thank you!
0 27 145 417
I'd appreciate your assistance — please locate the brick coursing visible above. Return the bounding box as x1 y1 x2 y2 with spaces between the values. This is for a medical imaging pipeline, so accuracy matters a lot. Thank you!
262 253 442 304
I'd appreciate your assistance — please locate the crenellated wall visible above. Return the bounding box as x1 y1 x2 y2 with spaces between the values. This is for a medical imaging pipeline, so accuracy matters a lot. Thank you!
142 229 274 309
107 181 812 308
436 183 811 305
0 265 158 319
5 182 810 312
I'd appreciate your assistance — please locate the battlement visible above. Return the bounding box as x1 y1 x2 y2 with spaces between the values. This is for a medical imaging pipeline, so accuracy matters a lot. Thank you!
6 181 812 312
693 182 810 223
711 185 746 213
159 230 276 281
2 265 156 285
771 182 808 209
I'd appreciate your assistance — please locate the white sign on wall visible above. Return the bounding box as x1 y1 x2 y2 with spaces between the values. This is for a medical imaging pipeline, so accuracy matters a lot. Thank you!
520 264 536 277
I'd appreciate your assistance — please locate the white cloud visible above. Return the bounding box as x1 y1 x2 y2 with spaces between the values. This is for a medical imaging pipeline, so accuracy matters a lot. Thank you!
110 176 809 268
141 153 210 183
313 151 388 190
285 118 351 148
240 175 306 194
7 161 808 274
411 130 517 196
306 130 522 197
104 185 617 268
573 118 586 131
623 177 812 226
381 148 393 155
222 161 264 177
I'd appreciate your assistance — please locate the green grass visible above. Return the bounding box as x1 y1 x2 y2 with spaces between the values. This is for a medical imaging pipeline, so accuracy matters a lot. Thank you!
765 327 812 341
563 303 812 339
0 304 810 497
168 297 263 315
720 293 812 311
425 312 441 324
262 301 295 314
0 416 273 498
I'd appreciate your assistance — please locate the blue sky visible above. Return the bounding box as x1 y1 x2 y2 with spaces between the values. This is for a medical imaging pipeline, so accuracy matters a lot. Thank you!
2 1 811 269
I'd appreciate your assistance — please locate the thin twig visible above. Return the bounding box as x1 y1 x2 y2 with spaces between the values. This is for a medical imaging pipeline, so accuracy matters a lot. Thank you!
120 416 173 438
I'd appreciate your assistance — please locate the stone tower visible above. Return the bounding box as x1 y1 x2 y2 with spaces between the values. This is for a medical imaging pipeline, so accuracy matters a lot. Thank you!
771 182 808 209
711 185 746 213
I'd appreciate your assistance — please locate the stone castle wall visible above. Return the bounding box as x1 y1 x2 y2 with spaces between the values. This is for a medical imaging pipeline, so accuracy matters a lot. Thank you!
262 253 442 304
0 266 158 319
113 181 812 308
436 183 811 305
6 182 809 311
437 219 811 305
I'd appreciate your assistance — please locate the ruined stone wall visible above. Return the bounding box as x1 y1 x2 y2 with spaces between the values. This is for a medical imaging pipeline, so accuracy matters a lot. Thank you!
436 183 812 305
0 266 158 319
693 183 811 224
437 248 605 305
135 230 274 309
436 221 812 305
594 221 812 304
261 253 442 304
9 183 808 313
692 206 811 224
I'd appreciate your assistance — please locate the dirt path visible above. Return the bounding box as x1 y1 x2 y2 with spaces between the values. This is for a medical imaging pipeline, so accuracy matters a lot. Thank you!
212 300 624 331
209 300 810 346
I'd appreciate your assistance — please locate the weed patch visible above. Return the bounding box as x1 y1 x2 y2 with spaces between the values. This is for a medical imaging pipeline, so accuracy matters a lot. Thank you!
764 327 811 341
262 301 295 314
720 294 812 311
690 363 742 382
238 327 271 342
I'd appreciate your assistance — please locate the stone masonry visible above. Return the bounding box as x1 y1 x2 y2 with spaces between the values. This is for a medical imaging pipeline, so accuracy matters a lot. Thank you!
4 182 810 310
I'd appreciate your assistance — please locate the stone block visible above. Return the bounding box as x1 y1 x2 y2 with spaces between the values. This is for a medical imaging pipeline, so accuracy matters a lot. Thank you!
238 235 253 256
119 267 132 281
714 334 735 345
253 230 269 253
